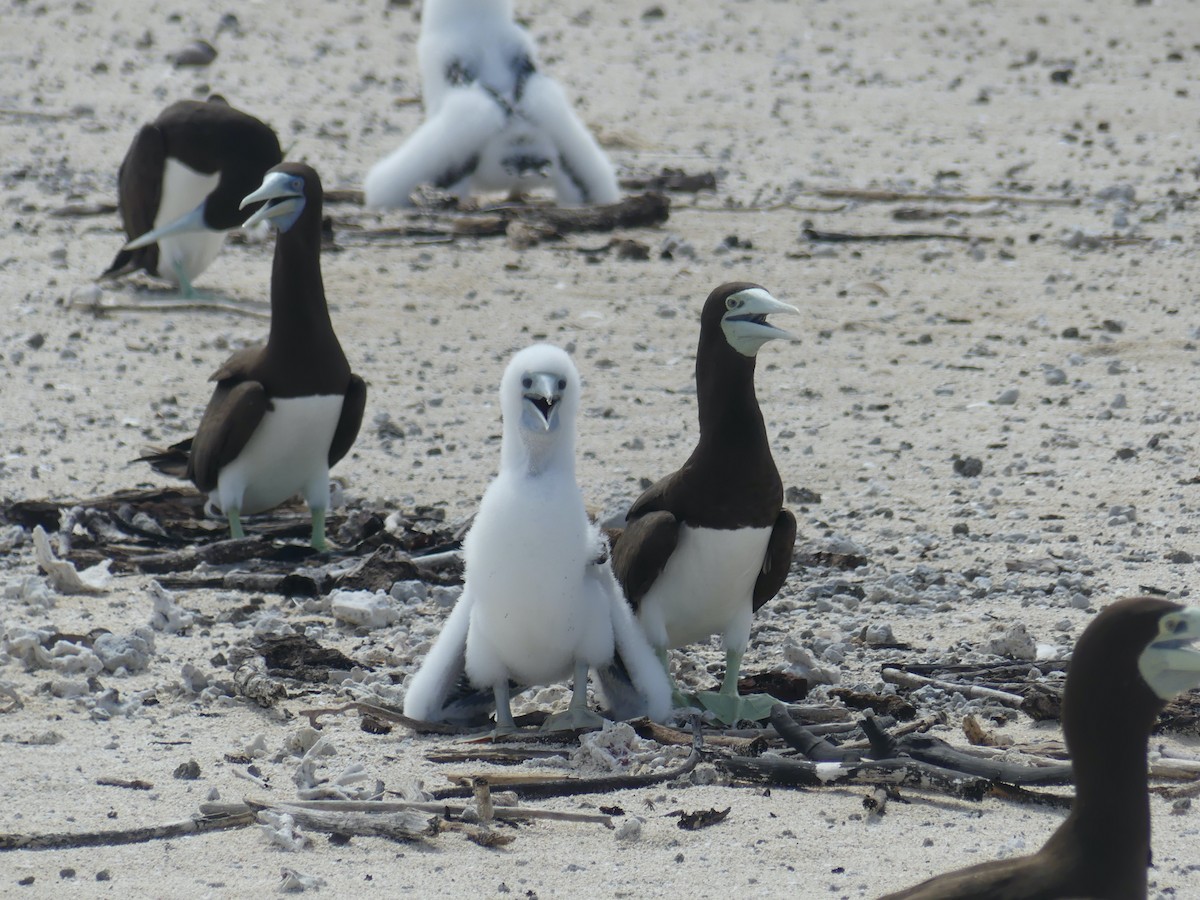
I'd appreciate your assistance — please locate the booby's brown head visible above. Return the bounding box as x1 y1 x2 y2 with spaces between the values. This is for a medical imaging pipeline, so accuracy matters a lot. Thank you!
240 162 323 233
1064 597 1200 751
698 282 798 360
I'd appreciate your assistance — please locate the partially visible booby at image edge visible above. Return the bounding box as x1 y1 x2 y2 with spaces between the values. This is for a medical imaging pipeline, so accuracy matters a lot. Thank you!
141 163 366 551
101 96 282 297
364 0 620 209
600 283 799 726
878 596 1200 900
403 344 670 732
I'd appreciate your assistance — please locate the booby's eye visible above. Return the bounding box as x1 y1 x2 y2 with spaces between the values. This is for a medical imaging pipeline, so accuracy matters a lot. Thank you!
557 378 567 391
290 178 304 193
725 295 742 311
521 376 532 389
1167 615 1187 634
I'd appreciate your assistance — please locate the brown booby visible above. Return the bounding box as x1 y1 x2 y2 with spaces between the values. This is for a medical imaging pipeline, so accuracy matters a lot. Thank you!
878 596 1200 900
145 163 365 551
601 282 799 725
101 96 282 297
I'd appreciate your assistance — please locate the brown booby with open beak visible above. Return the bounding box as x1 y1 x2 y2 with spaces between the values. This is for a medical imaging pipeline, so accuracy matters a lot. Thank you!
600 282 799 725
143 163 365 551
879 596 1200 900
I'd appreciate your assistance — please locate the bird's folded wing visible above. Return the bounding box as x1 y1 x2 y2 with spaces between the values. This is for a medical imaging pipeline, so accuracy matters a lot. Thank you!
517 73 620 206
328 375 367 467
598 561 672 722
402 589 481 723
752 508 798 611
102 124 166 277
186 380 268 492
610 509 680 611
363 87 508 208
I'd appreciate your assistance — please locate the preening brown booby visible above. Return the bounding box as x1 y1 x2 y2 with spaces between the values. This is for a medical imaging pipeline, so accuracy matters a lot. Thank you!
144 163 365 551
364 0 619 209
101 96 282 297
601 282 799 725
878 597 1200 900
403 344 670 732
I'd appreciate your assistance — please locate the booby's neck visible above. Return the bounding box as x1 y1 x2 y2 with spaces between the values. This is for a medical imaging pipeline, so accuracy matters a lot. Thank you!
1042 641 1165 895
425 0 513 29
694 335 770 457
501 429 576 479
263 196 349 394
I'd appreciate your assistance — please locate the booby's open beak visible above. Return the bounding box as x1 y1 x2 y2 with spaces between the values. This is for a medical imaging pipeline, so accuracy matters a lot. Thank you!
521 371 564 431
1139 606 1200 699
123 201 210 251
240 171 305 229
721 287 800 357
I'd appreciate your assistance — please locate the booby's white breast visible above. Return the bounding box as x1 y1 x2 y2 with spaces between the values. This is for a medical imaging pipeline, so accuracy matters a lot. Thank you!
637 525 773 649
214 394 344 516
155 159 225 284
463 473 614 687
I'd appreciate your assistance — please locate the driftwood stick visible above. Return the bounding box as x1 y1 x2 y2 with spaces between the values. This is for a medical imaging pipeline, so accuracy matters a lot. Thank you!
0 810 255 851
881 668 1026 708
348 193 670 243
1151 758 1200 779
803 227 993 244
630 718 767 753
718 755 992 801
231 797 614 828
75 296 271 320
430 726 703 801
266 807 432 842
299 701 469 735
810 187 1081 207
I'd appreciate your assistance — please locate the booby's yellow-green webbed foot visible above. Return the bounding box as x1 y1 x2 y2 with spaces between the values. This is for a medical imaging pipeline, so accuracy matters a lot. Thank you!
695 689 778 725
310 507 330 552
227 507 245 539
694 647 778 725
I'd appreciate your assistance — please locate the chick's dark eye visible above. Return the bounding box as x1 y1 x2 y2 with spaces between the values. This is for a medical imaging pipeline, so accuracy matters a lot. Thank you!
557 379 566 391
1171 617 1187 633
521 376 532 389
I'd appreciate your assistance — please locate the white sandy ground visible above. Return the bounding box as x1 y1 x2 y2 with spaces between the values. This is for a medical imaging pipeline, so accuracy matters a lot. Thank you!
2 0 1200 896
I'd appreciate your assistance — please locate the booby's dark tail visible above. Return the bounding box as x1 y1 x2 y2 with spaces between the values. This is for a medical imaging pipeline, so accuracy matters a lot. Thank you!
435 672 500 727
133 438 193 479
594 652 651 721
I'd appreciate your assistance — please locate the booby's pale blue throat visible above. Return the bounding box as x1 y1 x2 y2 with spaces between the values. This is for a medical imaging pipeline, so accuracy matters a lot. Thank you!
143 163 366 551
603 282 799 726
364 0 620 209
101 96 282 298
403 344 670 733
880 597 1200 900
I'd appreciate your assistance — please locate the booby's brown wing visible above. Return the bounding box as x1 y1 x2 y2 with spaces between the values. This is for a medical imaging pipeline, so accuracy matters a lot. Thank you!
102 123 165 278
611 509 679 612
876 851 1072 899
186 347 270 492
327 374 366 467
752 508 797 612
